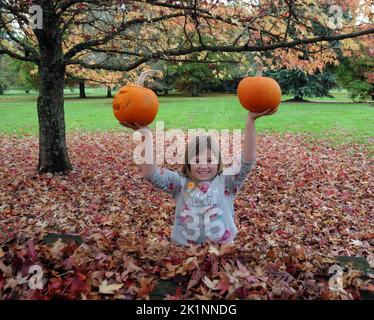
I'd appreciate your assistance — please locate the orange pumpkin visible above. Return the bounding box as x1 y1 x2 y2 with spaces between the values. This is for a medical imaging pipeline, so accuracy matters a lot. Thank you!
113 70 161 126
237 66 281 113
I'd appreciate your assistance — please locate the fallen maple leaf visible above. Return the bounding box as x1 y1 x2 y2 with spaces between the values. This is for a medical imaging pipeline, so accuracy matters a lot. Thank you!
136 277 155 299
362 233 374 240
203 276 219 290
215 279 230 295
99 280 123 294
361 283 374 292
208 246 220 256
349 240 364 247
27 239 36 262
166 287 183 300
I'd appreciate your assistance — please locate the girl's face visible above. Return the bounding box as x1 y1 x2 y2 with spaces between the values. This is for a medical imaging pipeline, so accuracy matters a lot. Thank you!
189 148 218 182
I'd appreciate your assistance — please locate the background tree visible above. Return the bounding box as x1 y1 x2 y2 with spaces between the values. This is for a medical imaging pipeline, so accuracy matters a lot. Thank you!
203 53 255 94
335 37 374 101
12 59 39 93
268 67 337 101
0 0 373 173
66 63 125 99
0 54 16 94
165 51 237 96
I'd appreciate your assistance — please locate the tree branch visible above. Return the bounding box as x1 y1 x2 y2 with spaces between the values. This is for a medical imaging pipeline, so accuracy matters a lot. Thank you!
65 27 373 72
64 12 184 60
57 0 96 16
66 57 148 71
0 18 39 62
284 0 294 42
0 47 37 62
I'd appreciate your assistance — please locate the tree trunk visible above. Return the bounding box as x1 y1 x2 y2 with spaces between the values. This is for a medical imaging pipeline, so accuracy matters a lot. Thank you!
35 3 72 173
0 86 4 95
192 83 199 97
79 80 86 98
284 95 306 102
106 86 112 98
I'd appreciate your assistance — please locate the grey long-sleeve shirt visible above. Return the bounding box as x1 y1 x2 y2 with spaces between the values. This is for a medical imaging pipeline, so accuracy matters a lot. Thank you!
146 155 256 246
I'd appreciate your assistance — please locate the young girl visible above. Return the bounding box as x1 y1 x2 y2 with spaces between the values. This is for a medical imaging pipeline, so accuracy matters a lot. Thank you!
121 109 277 246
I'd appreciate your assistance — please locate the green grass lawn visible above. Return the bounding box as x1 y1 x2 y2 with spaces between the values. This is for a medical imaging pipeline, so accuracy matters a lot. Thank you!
0 90 373 147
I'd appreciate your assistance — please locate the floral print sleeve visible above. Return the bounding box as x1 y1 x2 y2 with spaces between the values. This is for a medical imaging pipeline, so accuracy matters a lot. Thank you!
223 154 256 195
146 167 183 198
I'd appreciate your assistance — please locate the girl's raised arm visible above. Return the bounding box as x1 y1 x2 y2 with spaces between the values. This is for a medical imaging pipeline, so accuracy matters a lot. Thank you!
120 121 182 198
119 121 157 177
243 109 278 161
224 109 278 194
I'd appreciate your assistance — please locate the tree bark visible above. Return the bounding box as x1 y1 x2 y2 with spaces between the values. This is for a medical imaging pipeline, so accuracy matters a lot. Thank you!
106 86 112 98
35 3 72 173
79 80 86 98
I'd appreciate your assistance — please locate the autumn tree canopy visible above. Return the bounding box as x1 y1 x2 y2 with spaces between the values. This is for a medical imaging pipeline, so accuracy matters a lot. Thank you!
0 0 373 173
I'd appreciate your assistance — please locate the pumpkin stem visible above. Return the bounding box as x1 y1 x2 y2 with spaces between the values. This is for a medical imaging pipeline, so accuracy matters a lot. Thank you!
135 70 163 86
245 61 263 77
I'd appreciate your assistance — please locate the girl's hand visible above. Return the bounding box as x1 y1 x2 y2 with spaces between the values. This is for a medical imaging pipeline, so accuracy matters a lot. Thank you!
119 121 150 132
248 108 278 121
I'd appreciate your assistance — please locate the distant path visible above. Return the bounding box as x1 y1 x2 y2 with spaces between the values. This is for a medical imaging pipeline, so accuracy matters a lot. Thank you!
283 98 374 105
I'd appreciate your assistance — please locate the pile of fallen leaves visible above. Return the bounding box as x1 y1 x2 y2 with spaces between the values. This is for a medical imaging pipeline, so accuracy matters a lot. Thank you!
0 132 373 300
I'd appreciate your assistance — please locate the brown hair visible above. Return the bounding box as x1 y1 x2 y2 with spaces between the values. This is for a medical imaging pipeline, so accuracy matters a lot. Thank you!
181 135 223 183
